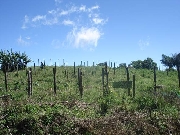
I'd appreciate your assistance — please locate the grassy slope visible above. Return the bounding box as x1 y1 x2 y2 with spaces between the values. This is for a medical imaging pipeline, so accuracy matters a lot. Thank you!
0 66 180 134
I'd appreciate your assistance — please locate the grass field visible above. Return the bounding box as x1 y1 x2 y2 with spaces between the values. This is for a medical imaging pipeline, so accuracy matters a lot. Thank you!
0 65 180 134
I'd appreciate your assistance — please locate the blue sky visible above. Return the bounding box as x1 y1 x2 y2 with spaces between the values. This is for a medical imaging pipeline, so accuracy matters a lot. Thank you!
0 0 180 68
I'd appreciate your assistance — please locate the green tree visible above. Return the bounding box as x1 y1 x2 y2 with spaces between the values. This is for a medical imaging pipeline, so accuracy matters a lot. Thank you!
130 58 157 69
0 49 31 73
130 60 143 69
160 54 174 70
142 57 157 70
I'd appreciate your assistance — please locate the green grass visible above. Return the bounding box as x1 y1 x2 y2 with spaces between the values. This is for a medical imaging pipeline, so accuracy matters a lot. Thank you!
0 66 180 134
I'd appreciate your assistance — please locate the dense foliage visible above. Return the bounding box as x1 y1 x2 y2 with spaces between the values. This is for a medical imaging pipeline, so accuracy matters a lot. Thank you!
161 53 180 70
0 49 31 73
130 57 157 69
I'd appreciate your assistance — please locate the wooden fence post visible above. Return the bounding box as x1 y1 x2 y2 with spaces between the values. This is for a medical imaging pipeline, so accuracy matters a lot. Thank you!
74 62 75 75
102 68 104 91
78 68 80 83
133 75 135 98
53 68 56 95
114 62 115 75
154 66 157 93
27 70 32 97
105 62 109 90
44 60 46 67
126 67 130 96
30 68 32 95
102 62 109 96
34 63 35 70
79 71 83 98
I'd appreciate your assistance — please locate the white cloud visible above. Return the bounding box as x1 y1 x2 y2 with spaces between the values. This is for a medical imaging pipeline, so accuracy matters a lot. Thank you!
20 2 108 49
32 15 46 22
67 27 102 48
92 18 104 24
21 15 29 29
62 20 74 26
79 5 86 11
17 35 30 46
138 36 150 50
88 5 99 12
60 10 69 16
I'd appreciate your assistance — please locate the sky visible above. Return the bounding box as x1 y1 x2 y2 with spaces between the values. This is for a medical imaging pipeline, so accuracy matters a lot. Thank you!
0 0 180 68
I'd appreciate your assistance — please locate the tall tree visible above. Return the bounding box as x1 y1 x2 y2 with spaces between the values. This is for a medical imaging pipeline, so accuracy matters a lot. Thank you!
0 49 31 72
160 54 174 70
130 58 157 69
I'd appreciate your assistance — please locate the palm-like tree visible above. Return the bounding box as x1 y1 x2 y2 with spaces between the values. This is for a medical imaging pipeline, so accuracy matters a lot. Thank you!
0 49 31 72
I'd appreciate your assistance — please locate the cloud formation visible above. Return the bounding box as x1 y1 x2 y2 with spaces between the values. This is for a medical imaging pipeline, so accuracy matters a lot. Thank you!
21 1 107 49
67 27 102 48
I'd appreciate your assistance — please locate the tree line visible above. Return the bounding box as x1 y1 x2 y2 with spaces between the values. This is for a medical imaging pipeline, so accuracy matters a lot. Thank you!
0 49 180 72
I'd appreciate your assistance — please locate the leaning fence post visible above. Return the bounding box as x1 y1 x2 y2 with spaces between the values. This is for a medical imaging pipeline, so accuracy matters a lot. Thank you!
133 75 135 98
53 67 56 95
